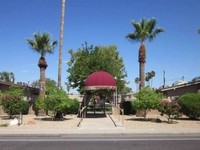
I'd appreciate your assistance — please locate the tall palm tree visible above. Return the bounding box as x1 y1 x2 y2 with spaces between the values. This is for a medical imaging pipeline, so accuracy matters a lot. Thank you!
126 18 164 90
27 32 57 98
58 0 66 89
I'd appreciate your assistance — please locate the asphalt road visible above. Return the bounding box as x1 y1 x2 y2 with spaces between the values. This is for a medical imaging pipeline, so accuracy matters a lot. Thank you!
0 134 199 150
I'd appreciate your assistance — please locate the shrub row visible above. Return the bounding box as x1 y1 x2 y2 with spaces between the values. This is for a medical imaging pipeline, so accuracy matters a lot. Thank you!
178 93 200 119
130 87 200 122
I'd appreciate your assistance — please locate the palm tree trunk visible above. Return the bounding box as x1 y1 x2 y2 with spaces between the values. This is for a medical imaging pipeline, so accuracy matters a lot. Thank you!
138 43 146 90
39 67 46 97
38 56 48 98
58 0 66 89
139 62 145 89
37 56 48 116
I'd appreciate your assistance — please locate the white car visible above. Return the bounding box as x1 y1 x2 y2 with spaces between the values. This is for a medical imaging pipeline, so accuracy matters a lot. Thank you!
192 76 200 82
172 80 187 86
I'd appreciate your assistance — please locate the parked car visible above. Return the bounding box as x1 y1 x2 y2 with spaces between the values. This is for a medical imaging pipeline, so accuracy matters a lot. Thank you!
159 85 169 89
191 76 200 82
172 80 187 86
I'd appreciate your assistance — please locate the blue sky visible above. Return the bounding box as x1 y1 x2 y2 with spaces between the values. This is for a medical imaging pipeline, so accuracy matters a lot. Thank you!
0 0 200 93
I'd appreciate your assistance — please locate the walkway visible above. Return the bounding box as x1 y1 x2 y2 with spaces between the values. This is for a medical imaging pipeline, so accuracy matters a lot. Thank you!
78 114 124 130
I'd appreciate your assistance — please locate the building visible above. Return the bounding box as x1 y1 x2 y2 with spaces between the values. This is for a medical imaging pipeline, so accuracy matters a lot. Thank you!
0 81 39 115
159 81 200 99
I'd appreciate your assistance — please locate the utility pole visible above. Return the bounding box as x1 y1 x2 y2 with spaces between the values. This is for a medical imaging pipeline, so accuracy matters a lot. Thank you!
163 70 166 88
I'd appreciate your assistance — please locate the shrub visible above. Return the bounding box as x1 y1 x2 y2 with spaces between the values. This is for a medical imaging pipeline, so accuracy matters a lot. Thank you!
35 87 72 120
157 100 181 123
45 88 70 120
21 100 30 115
35 97 46 110
179 93 200 119
132 87 162 119
0 95 28 118
0 87 29 118
0 123 9 127
65 99 80 114
124 101 137 115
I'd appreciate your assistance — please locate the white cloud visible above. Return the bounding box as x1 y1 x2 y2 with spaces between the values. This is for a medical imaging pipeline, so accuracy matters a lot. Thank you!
21 70 28 73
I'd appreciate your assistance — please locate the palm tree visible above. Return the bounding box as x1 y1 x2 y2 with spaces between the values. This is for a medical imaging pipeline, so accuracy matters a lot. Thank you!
9 72 15 83
0 71 15 83
57 0 66 89
27 32 57 98
134 77 140 92
126 18 164 90
145 71 155 87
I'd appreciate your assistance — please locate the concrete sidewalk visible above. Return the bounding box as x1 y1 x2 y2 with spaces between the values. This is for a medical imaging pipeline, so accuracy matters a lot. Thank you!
78 114 124 130
0 126 199 135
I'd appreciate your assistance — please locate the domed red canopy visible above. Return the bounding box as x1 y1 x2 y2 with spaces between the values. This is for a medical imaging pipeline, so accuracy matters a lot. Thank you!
84 71 117 90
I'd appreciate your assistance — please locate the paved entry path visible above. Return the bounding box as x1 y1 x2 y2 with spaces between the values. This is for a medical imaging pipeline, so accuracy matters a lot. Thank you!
78 114 124 130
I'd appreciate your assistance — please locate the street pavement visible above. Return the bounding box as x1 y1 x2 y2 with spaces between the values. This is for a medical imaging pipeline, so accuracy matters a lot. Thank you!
0 134 200 150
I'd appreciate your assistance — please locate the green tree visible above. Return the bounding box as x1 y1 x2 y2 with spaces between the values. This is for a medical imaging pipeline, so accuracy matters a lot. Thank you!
45 88 70 120
35 86 72 120
0 71 15 83
134 77 140 92
0 86 29 118
132 87 161 119
145 71 155 87
31 78 57 93
126 18 164 90
58 0 66 89
27 32 57 98
67 43 127 94
121 86 132 94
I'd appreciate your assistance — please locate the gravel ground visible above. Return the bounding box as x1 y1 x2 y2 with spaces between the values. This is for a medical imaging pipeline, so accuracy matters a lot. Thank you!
124 114 200 130
0 114 80 129
0 112 200 132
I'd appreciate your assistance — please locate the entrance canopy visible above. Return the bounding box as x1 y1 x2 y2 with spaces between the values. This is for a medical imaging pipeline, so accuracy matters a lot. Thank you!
84 71 117 90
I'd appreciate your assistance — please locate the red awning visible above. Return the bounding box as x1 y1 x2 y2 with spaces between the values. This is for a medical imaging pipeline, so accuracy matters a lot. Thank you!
84 71 117 90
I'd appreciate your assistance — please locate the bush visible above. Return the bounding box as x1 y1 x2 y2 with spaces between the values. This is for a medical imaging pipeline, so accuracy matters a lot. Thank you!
35 88 73 120
179 93 200 119
21 101 30 115
0 87 29 118
0 123 9 127
124 101 137 115
35 97 46 110
65 99 80 114
45 89 70 120
0 95 29 118
132 87 162 119
157 100 181 123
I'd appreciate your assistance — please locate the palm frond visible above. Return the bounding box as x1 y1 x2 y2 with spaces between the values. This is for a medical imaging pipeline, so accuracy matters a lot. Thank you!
140 18 146 30
126 33 140 43
147 18 157 34
131 20 142 34
149 28 164 41
126 17 164 43
27 32 57 56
